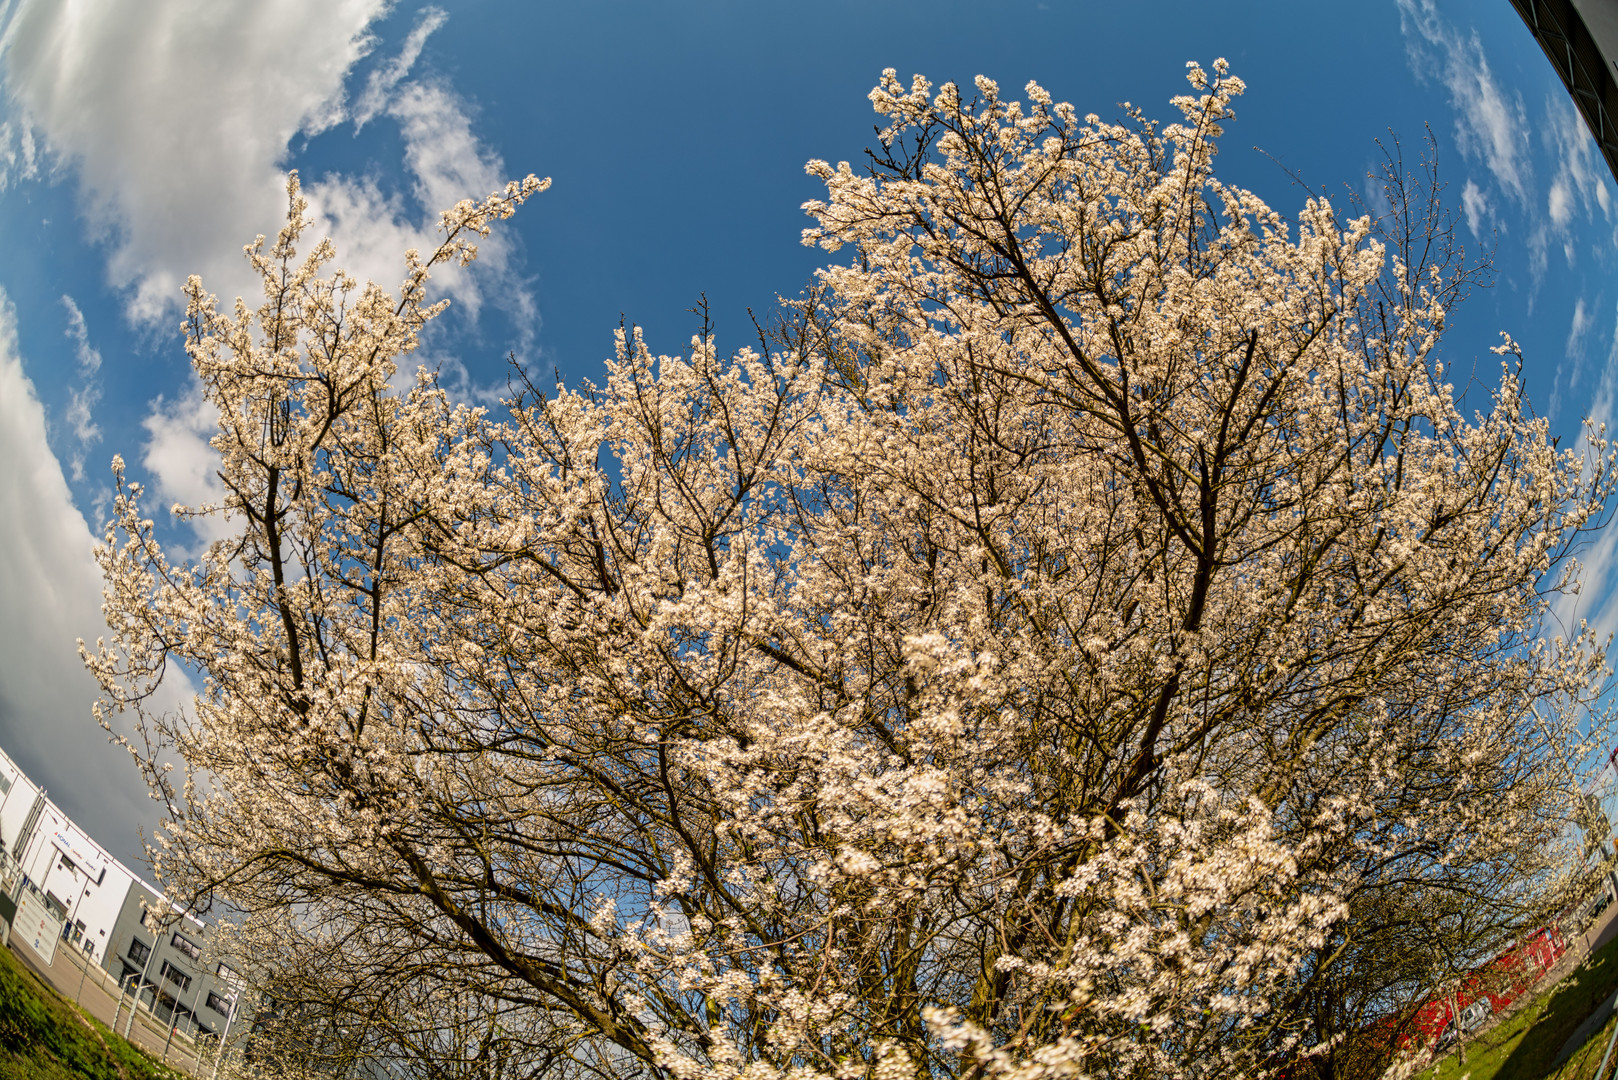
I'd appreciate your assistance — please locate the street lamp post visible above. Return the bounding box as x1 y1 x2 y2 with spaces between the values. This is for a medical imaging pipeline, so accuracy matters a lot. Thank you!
210 991 240 1080
125 904 167 1040
73 935 92 1006
165 971 206 1066
112 972 129 1033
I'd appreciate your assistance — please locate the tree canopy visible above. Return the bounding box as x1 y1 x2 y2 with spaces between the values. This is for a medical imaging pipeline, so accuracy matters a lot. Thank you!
86 62 1617 1080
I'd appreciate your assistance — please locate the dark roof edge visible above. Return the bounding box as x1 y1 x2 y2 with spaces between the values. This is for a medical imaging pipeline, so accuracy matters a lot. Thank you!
1510 0 1618 184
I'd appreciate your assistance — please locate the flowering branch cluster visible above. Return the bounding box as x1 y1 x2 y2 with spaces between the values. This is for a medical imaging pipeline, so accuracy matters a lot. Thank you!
85 64 1614 1080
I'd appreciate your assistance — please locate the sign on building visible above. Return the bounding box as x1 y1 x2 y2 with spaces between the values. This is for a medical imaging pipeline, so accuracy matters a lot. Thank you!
51 829 106 881
15 887 61 965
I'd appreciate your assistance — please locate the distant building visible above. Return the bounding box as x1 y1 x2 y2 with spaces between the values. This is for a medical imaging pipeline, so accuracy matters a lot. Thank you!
1511 0 1618 183
105 881 245 1039
0 744 245 1041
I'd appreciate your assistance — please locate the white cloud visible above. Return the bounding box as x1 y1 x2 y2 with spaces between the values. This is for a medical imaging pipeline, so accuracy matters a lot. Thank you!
1547 93 1610 220
1549 178 1573 229
1554 518 1618 678
0 0 386 323
0 115 36 191
142 387 236 551
140 393 215 508
353 5 447 131
1570 296 1595 357
219 24 536 527
298 86 520 323
63 388 96 481
304 12 533 332
3 1 538 546
1557 303 1618 650
61 296 99 376
60 295 101 480
1543 92 1616 270
1 1 523 332
379 78 531 327
0 287 161 868
141 386 249 557
1551 294 1599 423
1396 0 1532 208
1460 179 1492 241
0 0 540 872
1398 1 1618 288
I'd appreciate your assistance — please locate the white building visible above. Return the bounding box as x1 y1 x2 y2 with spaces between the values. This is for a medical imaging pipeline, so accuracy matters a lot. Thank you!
0 744 141 964
0 744 246 1041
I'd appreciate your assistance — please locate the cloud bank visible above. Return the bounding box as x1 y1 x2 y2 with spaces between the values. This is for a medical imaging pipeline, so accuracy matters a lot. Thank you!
1 0 535 534
0 0 540 868
0 0 387 323
0 288 159 869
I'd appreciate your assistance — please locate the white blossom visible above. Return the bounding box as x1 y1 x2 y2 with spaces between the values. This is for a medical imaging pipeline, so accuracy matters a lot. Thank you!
83 66 1615 1080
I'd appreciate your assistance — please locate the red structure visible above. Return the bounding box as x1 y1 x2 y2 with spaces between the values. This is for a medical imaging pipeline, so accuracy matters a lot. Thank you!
1271 927 1572 1078
1399 926 1569 1049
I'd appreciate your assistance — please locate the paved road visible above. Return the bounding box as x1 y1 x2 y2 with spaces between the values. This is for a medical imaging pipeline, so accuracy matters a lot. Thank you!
6 933 218 1077
1587 901 1618 957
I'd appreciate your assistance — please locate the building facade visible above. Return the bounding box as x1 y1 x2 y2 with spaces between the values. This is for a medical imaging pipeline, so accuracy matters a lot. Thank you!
105 881 244 1040
0 745 139 964
0 744 245 1040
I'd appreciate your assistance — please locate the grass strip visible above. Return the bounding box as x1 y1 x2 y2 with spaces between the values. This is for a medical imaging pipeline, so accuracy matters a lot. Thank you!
0 939 182 1080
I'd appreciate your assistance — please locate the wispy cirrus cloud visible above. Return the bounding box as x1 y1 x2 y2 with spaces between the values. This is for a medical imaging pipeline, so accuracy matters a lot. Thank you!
1545 90 1613 265
1395 0 1618 411
1551 294 1601 422
1459 178 1494 241
1397 0 1617 284
1570 296 1596 357
1396 0 1532 208
59 295 101 482
302 72 525 327
0 115 35 191
1549 300 1618 658
352 5 447 131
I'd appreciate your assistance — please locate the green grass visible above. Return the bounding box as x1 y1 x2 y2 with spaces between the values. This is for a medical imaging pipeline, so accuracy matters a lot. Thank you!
0 939 183 1080
1544 1011 1618 1080
1417 933 1618 1080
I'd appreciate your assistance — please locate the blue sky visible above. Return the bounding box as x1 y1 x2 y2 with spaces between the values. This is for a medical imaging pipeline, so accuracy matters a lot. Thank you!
0 0 1610 869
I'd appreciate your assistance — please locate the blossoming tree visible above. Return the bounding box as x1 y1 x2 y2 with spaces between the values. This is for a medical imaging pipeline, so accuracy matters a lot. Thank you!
87 62 1616 1079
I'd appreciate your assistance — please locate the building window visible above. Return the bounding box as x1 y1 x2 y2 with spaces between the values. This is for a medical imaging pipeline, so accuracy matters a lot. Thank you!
127 938 150 965
171 932 201 961
159 960 191 991
0 772 10 795
206 991 231 1017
